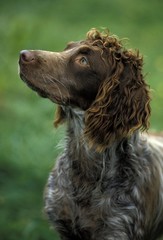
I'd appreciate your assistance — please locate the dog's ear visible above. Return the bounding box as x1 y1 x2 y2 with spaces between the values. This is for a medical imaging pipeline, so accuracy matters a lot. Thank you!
84 51 151 151
54 106 66 127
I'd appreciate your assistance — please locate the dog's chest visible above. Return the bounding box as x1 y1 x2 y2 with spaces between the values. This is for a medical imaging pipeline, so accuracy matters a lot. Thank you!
45 164 106 235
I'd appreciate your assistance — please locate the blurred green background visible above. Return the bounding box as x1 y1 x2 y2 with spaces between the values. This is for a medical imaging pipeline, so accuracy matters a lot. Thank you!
0 0 163 239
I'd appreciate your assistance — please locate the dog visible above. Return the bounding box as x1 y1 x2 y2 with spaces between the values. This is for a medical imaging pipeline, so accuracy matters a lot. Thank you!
19 28 163 240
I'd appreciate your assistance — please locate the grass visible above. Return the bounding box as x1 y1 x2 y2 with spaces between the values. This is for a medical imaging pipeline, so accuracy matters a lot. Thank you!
0 0 163 239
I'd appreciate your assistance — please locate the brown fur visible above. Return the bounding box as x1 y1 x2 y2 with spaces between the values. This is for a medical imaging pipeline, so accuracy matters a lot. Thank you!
84 42 151 151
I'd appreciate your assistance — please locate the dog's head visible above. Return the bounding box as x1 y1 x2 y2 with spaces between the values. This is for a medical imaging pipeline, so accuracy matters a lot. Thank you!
19 28 151 151
19 33 108 110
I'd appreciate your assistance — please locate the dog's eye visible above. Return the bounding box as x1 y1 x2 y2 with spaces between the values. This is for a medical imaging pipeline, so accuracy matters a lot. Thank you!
79 57 89 66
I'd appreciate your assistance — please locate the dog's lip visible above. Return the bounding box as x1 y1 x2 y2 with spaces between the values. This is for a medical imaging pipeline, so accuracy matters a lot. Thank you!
19 71 48 98
19 71 64 103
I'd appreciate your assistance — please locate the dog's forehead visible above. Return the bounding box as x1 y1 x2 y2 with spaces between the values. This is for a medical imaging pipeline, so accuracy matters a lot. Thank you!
64 40 103 56
64 41 83 51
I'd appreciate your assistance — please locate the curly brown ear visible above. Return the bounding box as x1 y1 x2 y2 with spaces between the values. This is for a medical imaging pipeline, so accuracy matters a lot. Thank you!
84 51 151 152
54 106 66 127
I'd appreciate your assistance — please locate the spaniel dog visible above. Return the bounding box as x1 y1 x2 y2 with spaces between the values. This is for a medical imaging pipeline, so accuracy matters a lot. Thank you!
19 29 163 240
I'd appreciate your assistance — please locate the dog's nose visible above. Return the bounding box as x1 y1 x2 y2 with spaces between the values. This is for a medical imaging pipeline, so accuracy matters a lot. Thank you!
20 50 35 63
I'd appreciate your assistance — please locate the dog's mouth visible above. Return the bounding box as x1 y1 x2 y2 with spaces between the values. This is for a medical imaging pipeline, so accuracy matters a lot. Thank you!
19 69 64 104
19 71 48 98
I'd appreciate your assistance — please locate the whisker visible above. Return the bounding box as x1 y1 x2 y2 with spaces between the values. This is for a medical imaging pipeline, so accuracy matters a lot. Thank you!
42 73 69 103
43 73 70 104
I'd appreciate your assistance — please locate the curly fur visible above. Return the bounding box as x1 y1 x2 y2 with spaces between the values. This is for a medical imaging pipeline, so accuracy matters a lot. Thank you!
19 28 163 240
86 29 150 151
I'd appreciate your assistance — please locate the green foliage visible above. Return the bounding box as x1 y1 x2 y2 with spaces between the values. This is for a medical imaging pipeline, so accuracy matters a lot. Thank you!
0 0 163 239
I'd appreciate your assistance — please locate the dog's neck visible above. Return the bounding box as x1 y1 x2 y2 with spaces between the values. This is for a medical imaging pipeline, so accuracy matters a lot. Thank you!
61 107 102 178
61 106 138 181
65 107 85 142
